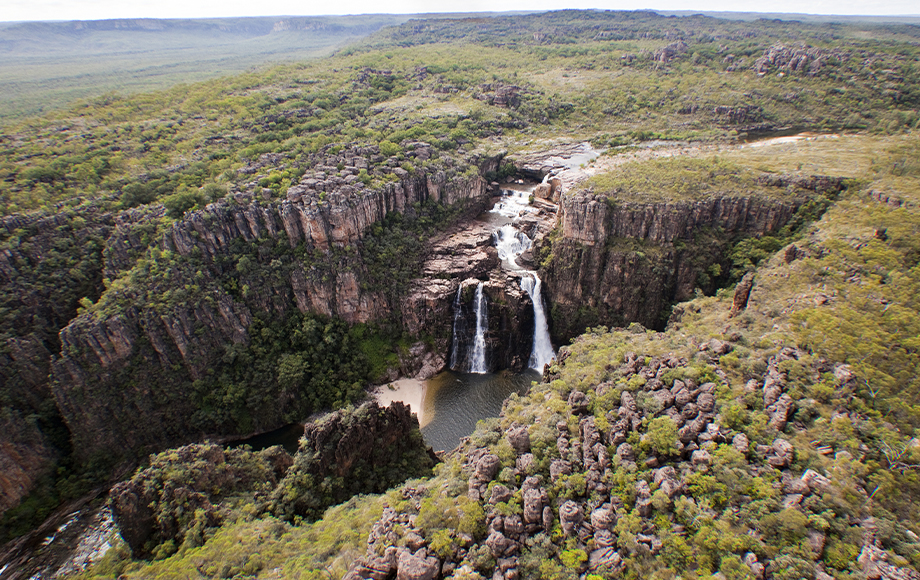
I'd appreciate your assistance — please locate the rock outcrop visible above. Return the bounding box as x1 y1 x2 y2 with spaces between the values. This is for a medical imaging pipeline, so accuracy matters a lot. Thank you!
109 402 435 558
110 443 292 557
269 401 437 520
50 161 494 460
0 204 125 517
540 180 825 339
0 411 56 515
344 348 845 579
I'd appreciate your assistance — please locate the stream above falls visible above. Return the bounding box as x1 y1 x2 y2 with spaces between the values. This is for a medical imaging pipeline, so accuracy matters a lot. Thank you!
376 184 557 451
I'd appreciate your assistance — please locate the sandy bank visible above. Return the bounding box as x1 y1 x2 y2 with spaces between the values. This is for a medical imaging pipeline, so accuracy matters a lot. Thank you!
372 379 430 428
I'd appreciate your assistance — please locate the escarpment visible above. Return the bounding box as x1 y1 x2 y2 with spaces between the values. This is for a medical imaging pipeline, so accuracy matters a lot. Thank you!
540 175 845 339
0 205 127 516
50 159 497 460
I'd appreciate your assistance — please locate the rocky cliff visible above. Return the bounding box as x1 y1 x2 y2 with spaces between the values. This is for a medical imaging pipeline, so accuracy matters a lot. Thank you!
0 205 126 517
401 206 559 376
50 158 494 461
540 175 845 339
269 401 437 521
0 411 56 515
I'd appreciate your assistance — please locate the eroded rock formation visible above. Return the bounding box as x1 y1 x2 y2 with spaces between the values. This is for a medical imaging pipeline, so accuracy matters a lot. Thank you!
539 177 840 339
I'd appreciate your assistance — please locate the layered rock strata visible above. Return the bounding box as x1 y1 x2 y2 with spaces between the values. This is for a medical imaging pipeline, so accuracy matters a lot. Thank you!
52 162 493 459
540 177 845 339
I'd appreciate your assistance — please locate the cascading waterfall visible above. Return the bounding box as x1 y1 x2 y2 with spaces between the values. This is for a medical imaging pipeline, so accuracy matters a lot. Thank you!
520 273 554 370
469 282 488 374
494 224 532 262
449 187 555 374
490 192 556 370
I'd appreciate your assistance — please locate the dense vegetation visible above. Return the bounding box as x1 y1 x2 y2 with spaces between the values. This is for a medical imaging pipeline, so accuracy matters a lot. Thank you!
1 8 919 579
3 11 919 214
70 132 920 579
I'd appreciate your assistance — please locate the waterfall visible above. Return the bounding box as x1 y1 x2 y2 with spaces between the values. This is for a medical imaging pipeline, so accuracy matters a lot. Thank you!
451 187 555 375
493 224 532 262
448 285 465 370
469 282 489 374
520 273 555 371
450 282 489 374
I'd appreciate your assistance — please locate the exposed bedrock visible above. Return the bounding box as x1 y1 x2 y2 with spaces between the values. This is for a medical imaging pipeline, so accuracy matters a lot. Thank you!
403 195 559 375
539 180 839 340
51 166 494 460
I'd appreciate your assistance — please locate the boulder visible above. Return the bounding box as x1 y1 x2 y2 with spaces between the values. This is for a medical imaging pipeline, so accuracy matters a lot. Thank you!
490 484 513 504
568 390 589 414
730 272 755 317
506 425 531 454
559 500 584 536
550 459 573 481
523 488 544 525
474 454 502 482
486 530 514 557
589 547 622 571
504 515 524 535
591 507 614 531
732 433 750 455
802 469 832 492
697 393 716 414
616 443 635 462
594 529 616 548
397 549 440 580
515 453 535 475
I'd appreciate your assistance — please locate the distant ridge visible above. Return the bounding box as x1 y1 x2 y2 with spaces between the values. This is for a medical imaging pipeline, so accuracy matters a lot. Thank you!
654 10 920 23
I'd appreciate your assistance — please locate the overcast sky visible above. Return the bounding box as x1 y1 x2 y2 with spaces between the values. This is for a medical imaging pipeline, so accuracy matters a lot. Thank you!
1 0 917 23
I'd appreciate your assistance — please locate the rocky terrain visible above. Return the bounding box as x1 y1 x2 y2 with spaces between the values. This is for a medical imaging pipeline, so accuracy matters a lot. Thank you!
341 340 920 579
47 147 498 461
539 171 847 339
107 401 434 559
1 8 919 580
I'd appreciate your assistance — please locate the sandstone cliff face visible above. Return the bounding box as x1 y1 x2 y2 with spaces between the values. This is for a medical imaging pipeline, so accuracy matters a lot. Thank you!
0 207 115 406
0 205 123 517
51 165 493 460
541 186 810 339
400 209 547 376
446 275 535 374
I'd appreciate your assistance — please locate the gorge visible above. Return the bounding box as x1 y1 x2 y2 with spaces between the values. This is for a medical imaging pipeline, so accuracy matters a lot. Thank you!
2 9 920 580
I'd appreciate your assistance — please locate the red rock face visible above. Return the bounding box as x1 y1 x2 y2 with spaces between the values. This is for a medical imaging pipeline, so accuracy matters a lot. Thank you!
48 162 500 461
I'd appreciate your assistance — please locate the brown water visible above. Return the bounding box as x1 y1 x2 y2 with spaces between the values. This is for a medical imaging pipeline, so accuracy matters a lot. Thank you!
420 369 539 452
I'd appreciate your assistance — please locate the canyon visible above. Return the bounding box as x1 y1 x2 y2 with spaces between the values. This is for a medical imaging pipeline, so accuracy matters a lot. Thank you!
0 140 829 520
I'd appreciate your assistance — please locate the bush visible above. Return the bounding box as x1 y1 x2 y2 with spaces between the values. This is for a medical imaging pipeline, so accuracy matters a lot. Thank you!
642 416 679 456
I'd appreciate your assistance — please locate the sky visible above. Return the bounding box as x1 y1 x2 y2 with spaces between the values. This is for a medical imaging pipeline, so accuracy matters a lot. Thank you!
1 0 917 23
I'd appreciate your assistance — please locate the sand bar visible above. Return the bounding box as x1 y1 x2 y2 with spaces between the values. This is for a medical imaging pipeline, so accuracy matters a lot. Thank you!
373 379 430 427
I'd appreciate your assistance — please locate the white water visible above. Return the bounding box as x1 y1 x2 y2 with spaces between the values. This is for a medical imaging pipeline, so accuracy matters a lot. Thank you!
450 281 489 374
448 187 555 373
520 273 555 370
469 282 488 374
494 224 532 262
489 188 556 371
